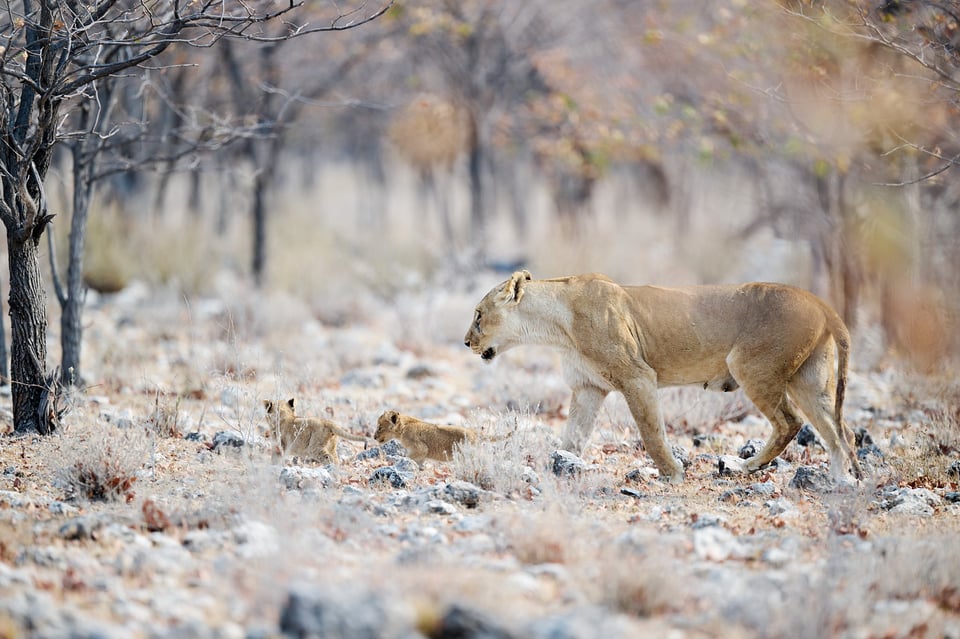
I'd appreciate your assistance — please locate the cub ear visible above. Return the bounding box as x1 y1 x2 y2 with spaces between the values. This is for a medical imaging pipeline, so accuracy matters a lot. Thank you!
286 398 296 410
389 411 400 425
263 400 273 412
497 270 532 305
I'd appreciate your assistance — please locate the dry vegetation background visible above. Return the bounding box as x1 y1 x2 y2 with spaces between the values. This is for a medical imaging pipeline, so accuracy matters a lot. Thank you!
0 1 959 638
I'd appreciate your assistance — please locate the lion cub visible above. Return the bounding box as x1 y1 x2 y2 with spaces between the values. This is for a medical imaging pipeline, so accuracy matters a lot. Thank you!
263 398 368 465
374 410 477 465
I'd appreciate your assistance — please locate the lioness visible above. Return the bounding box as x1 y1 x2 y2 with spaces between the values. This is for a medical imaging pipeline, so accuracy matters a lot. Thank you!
263 398 368 464
374 410 478 465
464 271 862 484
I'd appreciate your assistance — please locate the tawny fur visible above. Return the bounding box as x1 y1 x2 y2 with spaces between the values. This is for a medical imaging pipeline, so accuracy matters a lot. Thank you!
263 398 367 465
464 270 862 484
374 410 477 465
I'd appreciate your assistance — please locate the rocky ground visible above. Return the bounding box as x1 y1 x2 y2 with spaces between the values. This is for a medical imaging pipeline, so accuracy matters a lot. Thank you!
0 271 958 639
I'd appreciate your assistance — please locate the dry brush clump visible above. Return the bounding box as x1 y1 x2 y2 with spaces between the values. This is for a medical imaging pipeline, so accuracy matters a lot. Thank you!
452 412 556 496
56 426 153 503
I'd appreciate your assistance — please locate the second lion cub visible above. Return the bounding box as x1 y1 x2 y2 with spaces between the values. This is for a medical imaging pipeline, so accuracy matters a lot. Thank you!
263 398 368 464
375 410 477 465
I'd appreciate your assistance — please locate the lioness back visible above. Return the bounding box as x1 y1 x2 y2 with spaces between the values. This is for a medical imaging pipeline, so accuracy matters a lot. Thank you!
375 410 477 464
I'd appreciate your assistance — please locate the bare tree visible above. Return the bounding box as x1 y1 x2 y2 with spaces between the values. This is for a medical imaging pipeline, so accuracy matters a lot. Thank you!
0 0 392 434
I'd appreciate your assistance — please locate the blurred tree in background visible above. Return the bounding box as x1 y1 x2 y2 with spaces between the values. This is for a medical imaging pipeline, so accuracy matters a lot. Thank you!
3 0 958 426
0 0 391 434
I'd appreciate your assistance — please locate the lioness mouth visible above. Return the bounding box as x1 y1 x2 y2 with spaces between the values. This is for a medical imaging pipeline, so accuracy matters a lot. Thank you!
481 348 496 360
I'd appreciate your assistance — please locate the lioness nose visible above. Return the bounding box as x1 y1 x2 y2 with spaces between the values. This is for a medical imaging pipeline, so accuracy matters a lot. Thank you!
463 338 470 347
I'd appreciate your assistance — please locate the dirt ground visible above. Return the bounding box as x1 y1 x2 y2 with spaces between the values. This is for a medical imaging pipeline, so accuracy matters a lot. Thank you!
0 272 958 639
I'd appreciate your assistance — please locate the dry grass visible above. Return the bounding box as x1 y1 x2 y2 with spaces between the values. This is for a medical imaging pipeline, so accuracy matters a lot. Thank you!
55 425 153 502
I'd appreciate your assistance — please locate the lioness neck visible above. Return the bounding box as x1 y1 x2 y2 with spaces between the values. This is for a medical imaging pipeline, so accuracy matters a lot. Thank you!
516 283 576 349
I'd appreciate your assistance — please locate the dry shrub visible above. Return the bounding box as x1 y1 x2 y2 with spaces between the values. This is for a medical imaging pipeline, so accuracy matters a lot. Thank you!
887 380 960 488
57 427 152 502
388 94 468 170
452 412 556 496
147 391 184 438
591 547 686 617
82 205 135 294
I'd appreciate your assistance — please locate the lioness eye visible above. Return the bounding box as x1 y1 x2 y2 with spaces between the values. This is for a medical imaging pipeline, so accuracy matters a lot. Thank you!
474 311 481 327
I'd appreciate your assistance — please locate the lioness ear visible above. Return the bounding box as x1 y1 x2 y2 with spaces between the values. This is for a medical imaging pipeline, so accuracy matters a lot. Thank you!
286 398 295 410
263 400 273 412
498 270 532 305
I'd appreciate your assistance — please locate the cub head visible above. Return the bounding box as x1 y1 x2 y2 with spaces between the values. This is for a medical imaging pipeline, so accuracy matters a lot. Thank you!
463 270 532 361
262 398 296 434
375 410 402 443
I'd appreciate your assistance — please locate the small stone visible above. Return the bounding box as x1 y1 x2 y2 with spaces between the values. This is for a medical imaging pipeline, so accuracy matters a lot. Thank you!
280 466 335 491
442 481 484 508
717 455 747 476
789 466 833 492
620 487 643 499
551 450 595 476
672 444 692 468
59 516 104 541
433 604 517 639
405 364 434 379
423 499 458 515
369 466 410 488
749 481 777 496
766 497 796 516
693 526 746 561
947 460 960 478
855 427 875 448
796 424 823 448
944 492 960 504
185 431 206 442
879 486 941 517
738 439 765 459
211 431 244 451
355 439 408 461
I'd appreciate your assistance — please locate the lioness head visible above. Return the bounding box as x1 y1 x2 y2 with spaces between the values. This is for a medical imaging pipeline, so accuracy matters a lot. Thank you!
375 410 401 442
464 270 532 361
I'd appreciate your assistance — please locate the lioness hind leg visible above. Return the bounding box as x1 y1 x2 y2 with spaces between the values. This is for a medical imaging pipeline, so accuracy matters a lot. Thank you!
619 376 684 483
738 386 804 473
788 341 862 481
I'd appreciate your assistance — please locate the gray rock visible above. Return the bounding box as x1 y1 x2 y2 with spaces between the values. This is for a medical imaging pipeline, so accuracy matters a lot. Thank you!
278 587 402 639
551 450 596 476
432 604 517 639
796 423 824 448
717 455 747 476
945 492 960 504
369 466 411 488
185 431 206 442
693 526 747 561
423 499 458 516
948 460 960 478
211 430 244 451
738 439 766 459
789 466 833 492
441 480 484 508
672 444 692 468
878 486 941 517
355 439 408 461
766 497 796 517
280 466 335 491
59 515 105 541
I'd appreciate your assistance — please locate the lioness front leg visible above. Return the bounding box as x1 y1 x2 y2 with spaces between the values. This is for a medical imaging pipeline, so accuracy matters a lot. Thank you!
619 376 684 483
561 385 607 454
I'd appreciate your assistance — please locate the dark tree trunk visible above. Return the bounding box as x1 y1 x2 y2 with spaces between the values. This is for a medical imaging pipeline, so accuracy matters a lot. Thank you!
467 121 485 247
0 278 8 385
60 162 91 386
8 233 49 434
252 171 267 287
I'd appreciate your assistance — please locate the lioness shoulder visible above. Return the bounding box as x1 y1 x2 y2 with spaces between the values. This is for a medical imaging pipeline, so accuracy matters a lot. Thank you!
263 398 367 465
374 410 477 465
